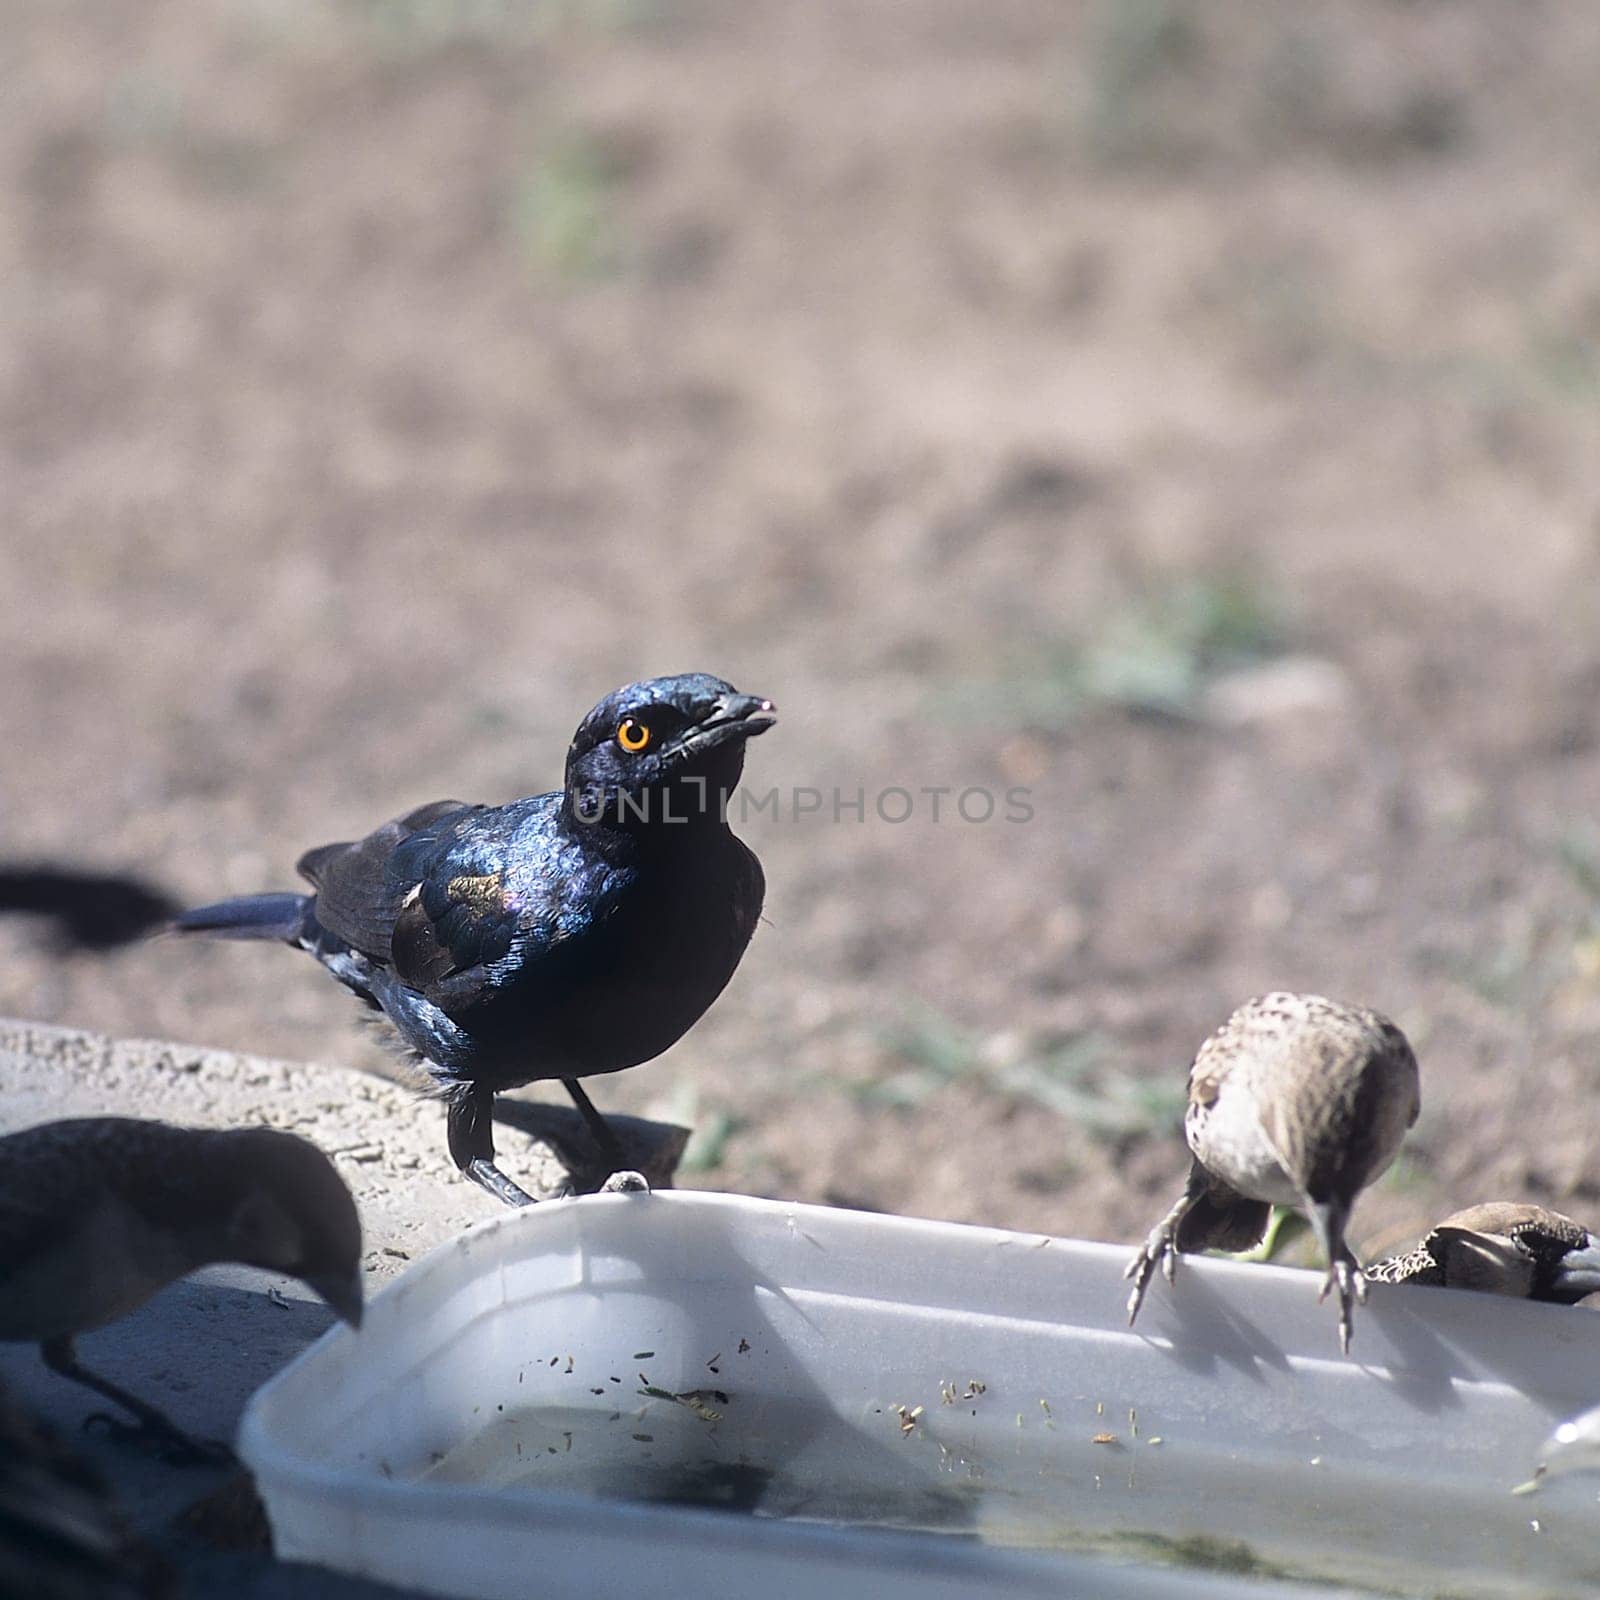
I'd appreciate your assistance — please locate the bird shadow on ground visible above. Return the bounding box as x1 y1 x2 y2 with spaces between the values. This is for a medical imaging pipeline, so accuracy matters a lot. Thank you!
1134 1268 1293 1383
0 865 180 951
1356 1294 1460 1415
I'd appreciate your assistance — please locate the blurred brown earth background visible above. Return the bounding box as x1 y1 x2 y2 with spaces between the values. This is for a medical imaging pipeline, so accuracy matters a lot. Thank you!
4 0 1600 1261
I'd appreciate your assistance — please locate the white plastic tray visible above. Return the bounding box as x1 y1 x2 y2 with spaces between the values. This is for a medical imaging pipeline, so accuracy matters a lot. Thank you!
240 1192 1600 1599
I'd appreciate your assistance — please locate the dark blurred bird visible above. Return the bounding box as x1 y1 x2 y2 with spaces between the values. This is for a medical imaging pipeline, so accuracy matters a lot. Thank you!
1125 992 1421 1353
174 673 776 1208
0 1379 171 1600
0 1118 363 1465
1365 1202 1600 1303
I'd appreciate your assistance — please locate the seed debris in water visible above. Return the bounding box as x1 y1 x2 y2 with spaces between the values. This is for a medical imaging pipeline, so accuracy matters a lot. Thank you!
1092 1433 1120 1447
738 1339 751 1354
633 1351 655 1360
637 1384 726 1424
893 1404 924 1435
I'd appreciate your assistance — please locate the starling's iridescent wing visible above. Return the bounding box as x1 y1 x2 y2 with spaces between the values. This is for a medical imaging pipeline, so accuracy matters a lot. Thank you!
391 870 520 1004
386 802 638 1013
297 800 476 962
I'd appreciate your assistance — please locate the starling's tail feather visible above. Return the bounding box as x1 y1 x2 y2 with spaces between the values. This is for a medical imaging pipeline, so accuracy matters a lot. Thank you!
171 893 311 943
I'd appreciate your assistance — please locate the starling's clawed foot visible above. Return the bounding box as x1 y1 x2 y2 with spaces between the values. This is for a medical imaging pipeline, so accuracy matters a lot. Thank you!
465 1157 537 1208
82 1410 234 1469
460 1156 649 1207
460 1156 650 1206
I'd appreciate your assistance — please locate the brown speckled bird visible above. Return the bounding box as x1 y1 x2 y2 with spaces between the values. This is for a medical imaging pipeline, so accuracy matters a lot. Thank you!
1365 1203 1600 1303
1125 992 1421 1353
0 1118 363 1465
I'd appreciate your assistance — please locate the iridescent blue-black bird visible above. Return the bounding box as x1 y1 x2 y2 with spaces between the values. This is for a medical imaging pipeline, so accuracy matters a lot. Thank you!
175 674 776 1208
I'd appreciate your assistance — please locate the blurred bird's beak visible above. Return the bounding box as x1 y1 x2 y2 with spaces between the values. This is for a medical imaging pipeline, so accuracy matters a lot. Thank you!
1552 1237 1600 1302
308 1269 366 1329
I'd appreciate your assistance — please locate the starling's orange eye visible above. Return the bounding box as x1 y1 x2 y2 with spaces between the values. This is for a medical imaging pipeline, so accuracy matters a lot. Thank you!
615 717 651 753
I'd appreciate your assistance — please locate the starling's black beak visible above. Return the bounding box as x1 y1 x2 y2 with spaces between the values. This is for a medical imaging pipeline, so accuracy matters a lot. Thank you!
307 1268 366 1329
709 693 777 734
1551 1237 1600 1302
671 693 777 759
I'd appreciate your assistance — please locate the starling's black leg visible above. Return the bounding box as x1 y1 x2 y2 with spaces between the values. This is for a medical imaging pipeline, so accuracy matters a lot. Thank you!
562 1079 650 1195
447 1085 542 1208
562 1078 625 1168
41 1337 233 1467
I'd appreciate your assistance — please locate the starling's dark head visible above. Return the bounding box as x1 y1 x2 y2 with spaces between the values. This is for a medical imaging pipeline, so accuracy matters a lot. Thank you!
564 672 776 832
1429 1203 1600 1305
220 1129 365 1328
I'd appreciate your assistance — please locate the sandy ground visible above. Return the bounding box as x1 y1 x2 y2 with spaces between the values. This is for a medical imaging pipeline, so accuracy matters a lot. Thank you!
4 1 1600 1281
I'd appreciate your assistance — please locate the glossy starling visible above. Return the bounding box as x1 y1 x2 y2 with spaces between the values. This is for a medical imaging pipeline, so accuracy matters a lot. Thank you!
174 674 776 1208
0 1118 363 1464
1125 992 1421 1353
1365 1203 1600 1303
